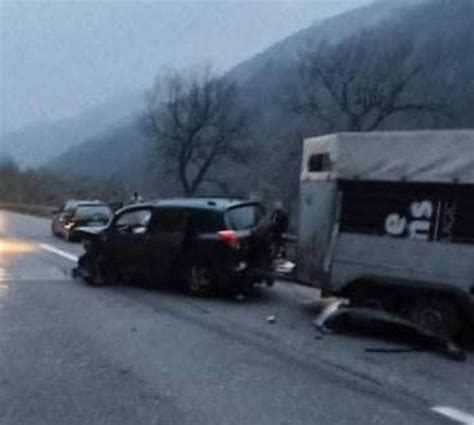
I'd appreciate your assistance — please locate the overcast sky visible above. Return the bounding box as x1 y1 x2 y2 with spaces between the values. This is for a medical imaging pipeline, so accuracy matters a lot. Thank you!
0 0 373 135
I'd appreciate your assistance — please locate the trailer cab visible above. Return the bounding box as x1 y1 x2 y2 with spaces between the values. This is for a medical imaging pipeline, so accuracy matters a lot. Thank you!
298 131 474 336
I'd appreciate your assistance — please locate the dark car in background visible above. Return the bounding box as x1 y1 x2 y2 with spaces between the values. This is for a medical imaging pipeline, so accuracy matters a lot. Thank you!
74 197 284 294
51 200 112 242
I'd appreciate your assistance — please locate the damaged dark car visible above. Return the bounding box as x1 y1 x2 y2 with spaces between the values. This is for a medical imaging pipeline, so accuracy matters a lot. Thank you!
73 197 285 294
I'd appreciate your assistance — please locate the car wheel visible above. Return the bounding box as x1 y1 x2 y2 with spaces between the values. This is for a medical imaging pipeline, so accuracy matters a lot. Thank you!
408 296 462 339
87 255 113 287
184 263 216 295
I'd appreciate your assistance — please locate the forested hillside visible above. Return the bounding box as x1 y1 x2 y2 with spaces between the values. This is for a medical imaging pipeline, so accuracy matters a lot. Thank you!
0 92 143 169
45 0 474 206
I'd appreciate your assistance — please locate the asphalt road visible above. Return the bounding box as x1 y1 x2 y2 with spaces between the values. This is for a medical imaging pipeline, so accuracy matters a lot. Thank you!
0 210 473 425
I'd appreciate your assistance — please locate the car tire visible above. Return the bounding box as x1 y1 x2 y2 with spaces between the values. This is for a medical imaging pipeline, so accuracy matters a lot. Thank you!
408 296 462 339
87 255 113 287
183 262 216 295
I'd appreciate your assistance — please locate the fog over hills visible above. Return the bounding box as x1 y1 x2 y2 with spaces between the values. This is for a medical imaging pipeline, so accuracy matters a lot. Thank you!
0 92 143 169
49 0 474 195
2 1 372 141
47 0 417 185
227 0 416 85
4 0 473 199
47 116 153 192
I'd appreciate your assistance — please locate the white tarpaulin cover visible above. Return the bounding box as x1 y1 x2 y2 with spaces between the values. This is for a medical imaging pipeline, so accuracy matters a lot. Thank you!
302 130 474 184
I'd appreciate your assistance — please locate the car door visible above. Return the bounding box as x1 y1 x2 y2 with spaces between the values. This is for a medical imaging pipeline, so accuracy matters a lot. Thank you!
146 207 189 283
106 207 153 279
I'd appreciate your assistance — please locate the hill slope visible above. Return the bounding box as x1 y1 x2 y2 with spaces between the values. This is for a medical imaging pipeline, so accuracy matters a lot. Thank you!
47 0 474 199
0 92 143 169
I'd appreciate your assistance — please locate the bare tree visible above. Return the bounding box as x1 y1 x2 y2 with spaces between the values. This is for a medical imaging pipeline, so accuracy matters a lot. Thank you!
147 66 248 196
296 30 450 132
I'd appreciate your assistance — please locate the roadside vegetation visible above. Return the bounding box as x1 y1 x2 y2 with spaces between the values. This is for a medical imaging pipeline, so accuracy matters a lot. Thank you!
0 157 124 207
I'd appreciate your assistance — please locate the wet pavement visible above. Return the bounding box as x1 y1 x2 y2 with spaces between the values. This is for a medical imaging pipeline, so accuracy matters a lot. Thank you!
0 210 473 425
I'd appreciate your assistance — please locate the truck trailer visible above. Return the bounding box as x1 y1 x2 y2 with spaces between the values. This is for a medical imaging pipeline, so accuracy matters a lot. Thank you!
297 130 474 337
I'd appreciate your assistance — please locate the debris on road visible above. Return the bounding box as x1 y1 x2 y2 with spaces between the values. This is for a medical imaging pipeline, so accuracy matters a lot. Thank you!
266 315 276 324
273 259 296 274
311 297 466 361
234 293 246 302
312 297 350 334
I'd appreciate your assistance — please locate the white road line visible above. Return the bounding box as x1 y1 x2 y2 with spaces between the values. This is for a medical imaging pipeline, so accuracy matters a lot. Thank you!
432 406 474 425
39 243 78 262
0 267 9 280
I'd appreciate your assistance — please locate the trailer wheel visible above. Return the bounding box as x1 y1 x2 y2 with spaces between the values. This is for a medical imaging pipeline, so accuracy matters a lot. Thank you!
345 285 385 310
408 296 462 338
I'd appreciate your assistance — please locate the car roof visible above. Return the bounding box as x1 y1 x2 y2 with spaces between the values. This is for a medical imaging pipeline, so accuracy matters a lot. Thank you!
66 199 102 205
156 197 258 211
132 197 259 212
74 202 110 208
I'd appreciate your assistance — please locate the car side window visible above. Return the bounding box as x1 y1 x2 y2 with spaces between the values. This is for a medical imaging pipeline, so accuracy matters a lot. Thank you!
115 209 152 233
150 208 188 233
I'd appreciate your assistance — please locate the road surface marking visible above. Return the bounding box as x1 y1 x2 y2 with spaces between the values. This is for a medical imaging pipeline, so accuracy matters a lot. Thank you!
0 268 10 297
39 243 78 262
432 406 474 425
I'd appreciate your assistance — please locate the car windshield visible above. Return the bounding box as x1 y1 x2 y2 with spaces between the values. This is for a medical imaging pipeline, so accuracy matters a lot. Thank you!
75 205 111 220
225 204 263 230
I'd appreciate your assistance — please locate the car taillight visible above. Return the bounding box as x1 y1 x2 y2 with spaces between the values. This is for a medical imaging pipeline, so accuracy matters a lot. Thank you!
218 230 240 248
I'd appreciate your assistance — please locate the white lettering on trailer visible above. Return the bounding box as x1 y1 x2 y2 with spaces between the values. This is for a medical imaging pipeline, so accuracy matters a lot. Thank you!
384 200 433 240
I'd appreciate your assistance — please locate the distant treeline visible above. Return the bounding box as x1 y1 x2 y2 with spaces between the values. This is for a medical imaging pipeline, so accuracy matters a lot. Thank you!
0 158 126 207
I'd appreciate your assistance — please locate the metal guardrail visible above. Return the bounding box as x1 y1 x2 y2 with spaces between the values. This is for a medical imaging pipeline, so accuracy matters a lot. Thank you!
0 202 56 218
